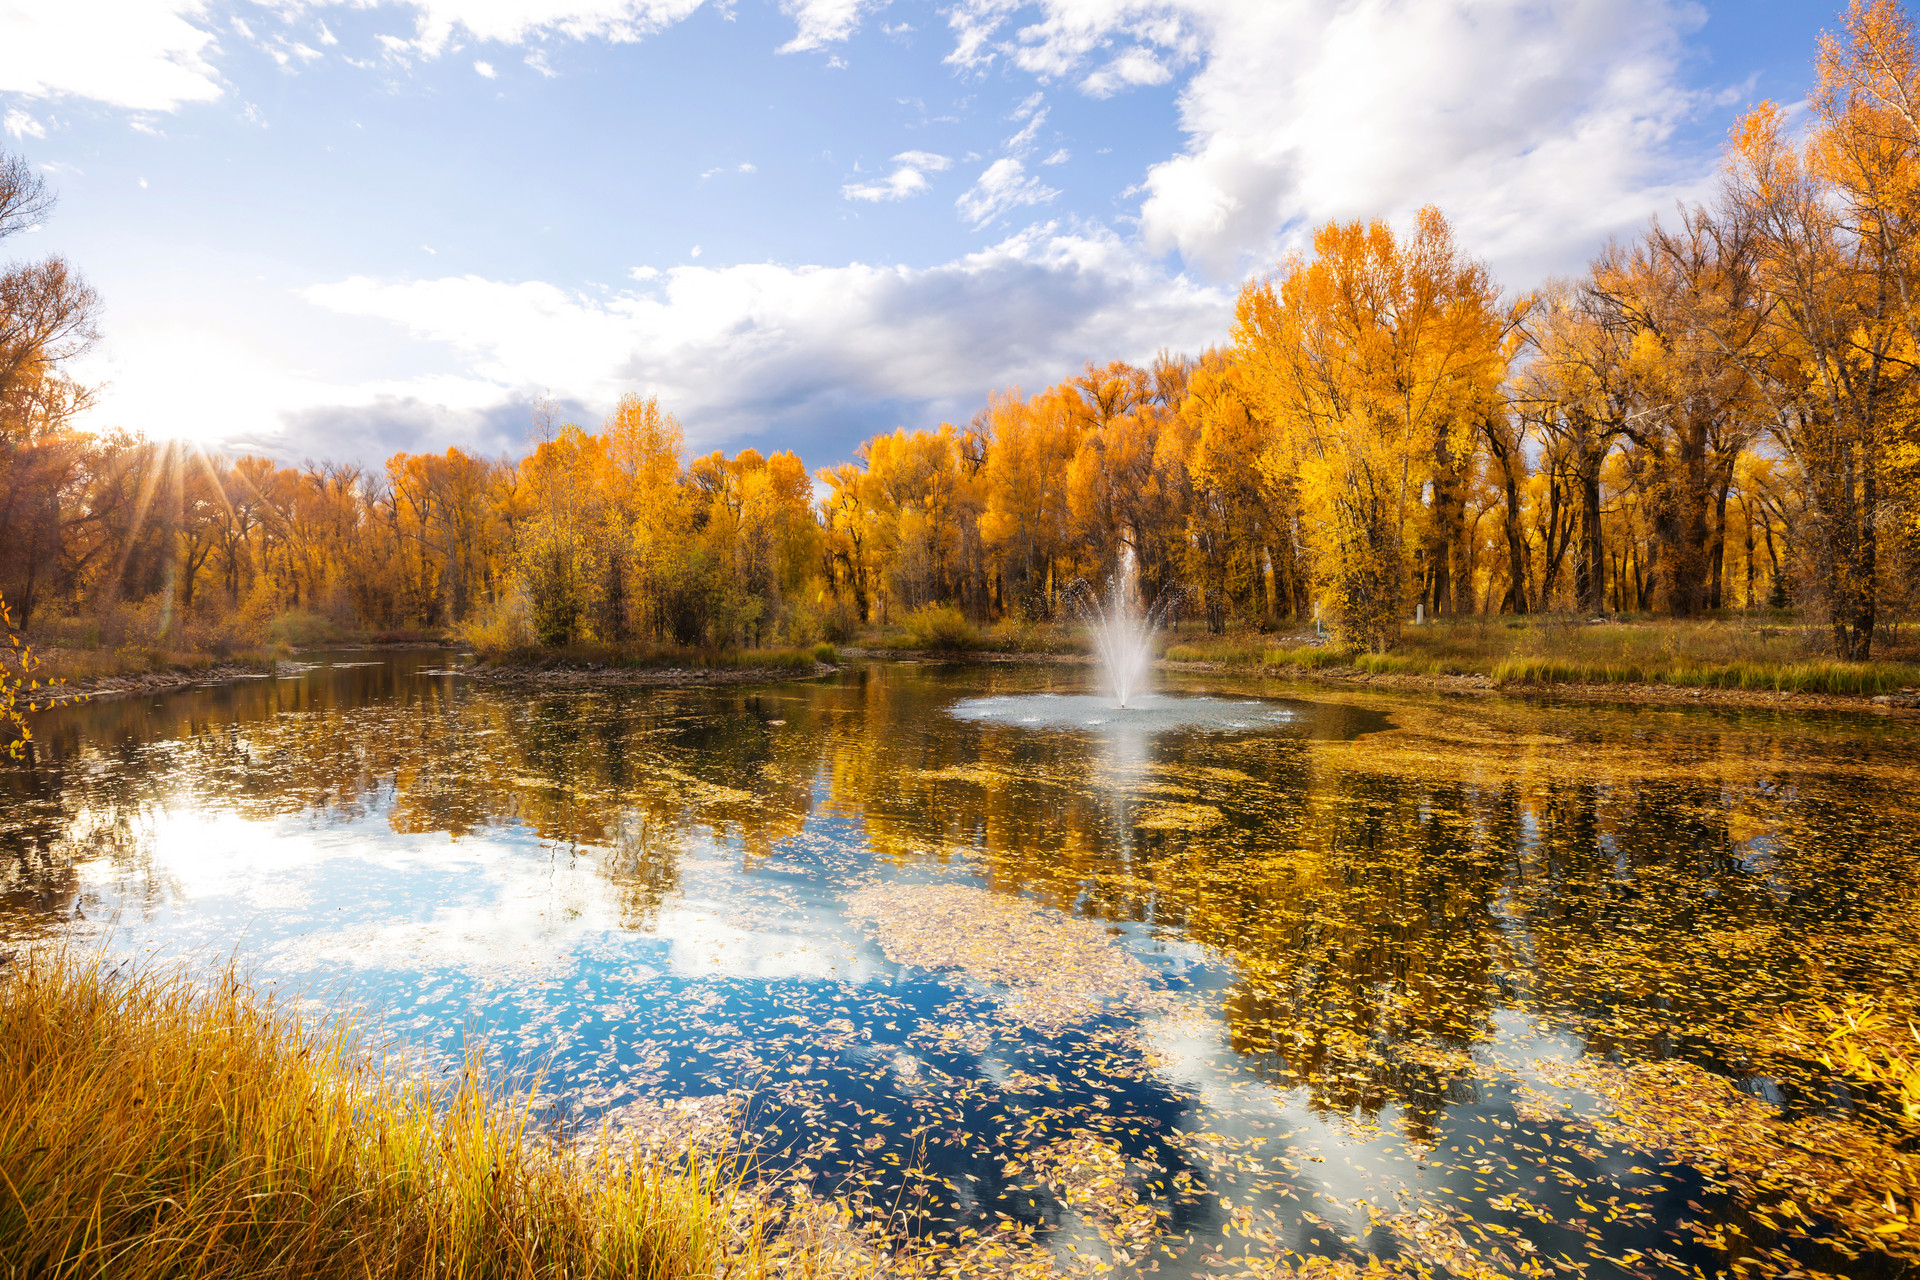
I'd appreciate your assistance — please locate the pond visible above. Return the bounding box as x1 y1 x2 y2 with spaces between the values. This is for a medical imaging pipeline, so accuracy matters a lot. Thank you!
4 654 1919 1279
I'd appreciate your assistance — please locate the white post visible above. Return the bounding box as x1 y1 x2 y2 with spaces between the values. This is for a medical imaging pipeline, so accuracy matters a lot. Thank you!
1416 602 1424 625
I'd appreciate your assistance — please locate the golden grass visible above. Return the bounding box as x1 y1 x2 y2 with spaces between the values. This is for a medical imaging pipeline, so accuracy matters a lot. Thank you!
13 646 275 687
0 950 847 1280
1163 617 1920 696
1162 640 1349 670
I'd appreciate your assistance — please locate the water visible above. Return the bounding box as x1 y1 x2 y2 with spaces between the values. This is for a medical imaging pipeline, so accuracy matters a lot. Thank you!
5 652 1920 1277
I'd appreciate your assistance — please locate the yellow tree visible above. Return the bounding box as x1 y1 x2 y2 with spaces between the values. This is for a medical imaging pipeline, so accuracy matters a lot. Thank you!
1723 1 1920 656
1233 207 1505 649
976 387 1081 615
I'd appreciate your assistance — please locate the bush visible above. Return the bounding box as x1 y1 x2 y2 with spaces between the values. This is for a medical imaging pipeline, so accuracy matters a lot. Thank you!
819 601 859 645
265 609 352 649
461 591 538 658
812 641 838 664
892 604 980 651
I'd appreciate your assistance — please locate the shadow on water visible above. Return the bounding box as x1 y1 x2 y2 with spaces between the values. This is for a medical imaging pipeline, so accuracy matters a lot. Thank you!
4 652 1920 1275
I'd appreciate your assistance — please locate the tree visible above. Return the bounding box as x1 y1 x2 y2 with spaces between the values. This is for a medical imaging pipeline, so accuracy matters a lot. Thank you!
1722 6 1920 656
1234 208 1507 650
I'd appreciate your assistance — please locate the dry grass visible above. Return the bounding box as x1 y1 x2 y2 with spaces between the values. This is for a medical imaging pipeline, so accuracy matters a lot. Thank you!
18 646 275 687
1162 617 1920 697
0 950 855 1280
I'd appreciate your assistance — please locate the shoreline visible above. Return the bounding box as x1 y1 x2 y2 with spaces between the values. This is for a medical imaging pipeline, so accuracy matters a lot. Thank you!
848 647 1920 714
27 662 276 709
24 646 1919 715
459 659 841 689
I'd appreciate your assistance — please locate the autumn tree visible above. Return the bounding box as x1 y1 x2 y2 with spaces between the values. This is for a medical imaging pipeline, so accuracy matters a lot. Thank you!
1723 2 1920 656
1234 208 1507 650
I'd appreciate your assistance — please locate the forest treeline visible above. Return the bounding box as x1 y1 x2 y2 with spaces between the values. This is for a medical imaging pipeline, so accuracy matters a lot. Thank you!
5 3 1920 659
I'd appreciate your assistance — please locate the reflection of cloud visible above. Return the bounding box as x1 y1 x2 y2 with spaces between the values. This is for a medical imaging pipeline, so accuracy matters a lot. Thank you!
74 804 889 986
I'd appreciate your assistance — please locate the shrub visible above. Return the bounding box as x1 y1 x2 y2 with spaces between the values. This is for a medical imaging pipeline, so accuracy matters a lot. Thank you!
893 604 980 651
462 591 538 659
265 609 351 649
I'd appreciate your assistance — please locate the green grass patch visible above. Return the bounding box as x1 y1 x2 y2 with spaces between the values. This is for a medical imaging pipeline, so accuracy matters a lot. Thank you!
1489 654 1920 696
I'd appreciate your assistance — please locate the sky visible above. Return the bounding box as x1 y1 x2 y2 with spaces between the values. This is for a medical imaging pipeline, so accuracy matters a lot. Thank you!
1 0 1838 469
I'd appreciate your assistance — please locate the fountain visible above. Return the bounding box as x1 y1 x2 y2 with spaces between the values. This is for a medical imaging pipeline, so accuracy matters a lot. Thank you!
946 549 1300 736
1072 546 1160 708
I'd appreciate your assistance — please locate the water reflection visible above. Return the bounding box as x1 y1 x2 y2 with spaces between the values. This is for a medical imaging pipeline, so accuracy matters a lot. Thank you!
4 654 1919 1276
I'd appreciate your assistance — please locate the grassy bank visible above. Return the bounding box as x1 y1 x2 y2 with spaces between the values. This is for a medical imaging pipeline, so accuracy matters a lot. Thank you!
0 951 841 1280
1163 617 1920 698
472 640 836 672
20 644 276 687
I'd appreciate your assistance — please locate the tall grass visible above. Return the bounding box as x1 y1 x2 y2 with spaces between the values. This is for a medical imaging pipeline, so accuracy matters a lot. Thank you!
1488 655 1920 695
1159 619 1920 696
17 645 275 686
1162 640 1350 670
0 951 840 1279
885 604 982 652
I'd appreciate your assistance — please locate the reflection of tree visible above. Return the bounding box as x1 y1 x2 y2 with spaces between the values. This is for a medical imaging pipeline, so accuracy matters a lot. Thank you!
600 808 679 929
816 673 1920 1140
3 664 827 934
9 661 1920 1151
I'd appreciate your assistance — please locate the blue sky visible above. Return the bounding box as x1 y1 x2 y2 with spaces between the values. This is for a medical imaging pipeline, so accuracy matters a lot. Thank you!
2 0 1835 467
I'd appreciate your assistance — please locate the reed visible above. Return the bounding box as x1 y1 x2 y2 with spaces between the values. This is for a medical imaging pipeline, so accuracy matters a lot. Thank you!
0 950 842 1280
1163 618 1920 697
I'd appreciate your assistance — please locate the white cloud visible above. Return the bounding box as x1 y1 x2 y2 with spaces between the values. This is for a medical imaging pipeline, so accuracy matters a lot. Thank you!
0 0 223 112
0 0 871 115
338 227 1215 410
1042 148 1070 165
474 59 497 77
892 149 951 171
3 109 45 139
385 0 708 55
956 157 1058 227
1004 103 1047 151
844 169 929 201
777 0 889 53
1080 45 1171 97
82 226 1221 459
843 149 950 202
946 0 1718 283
